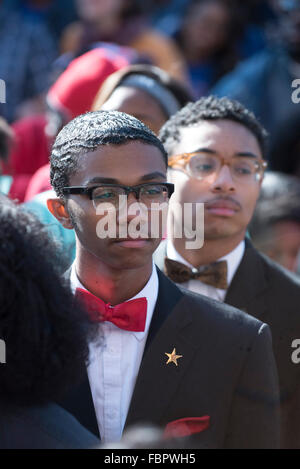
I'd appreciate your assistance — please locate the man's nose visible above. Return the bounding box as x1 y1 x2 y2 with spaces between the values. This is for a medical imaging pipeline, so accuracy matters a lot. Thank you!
127 191 142 220
211 164 236 192
117 191 143 223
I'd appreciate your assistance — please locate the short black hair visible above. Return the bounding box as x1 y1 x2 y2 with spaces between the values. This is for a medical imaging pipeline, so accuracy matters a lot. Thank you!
0 200 95 405
159 96 268 157
50 110 168 197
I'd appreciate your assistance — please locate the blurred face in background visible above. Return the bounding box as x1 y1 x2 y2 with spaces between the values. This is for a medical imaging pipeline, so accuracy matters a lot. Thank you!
275 0 300 58
100 86 168 135
181 0 231 59
260 220 300 272
76 0 123 21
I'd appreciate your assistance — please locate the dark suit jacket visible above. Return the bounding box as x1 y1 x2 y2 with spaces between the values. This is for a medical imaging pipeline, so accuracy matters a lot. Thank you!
59 266 280 449
154 239 300 448
0 400 100 449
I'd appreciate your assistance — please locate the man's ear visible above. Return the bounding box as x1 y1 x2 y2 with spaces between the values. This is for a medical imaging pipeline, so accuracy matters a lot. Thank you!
47 198 74 230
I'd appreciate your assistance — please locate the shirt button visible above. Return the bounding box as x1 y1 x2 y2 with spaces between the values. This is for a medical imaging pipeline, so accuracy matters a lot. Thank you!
109 347 115 354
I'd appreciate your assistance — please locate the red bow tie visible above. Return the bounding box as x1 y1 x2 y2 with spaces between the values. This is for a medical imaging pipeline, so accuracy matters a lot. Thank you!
75 288 147 332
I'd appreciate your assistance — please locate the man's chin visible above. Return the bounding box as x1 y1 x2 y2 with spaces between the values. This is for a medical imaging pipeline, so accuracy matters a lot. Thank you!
204 223 241 241
104 238 160 266
107 252 154 271
111 236 161 249
112 239 153 249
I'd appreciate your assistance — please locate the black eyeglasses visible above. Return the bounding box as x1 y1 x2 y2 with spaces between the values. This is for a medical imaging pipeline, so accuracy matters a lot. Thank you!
62 183 174 210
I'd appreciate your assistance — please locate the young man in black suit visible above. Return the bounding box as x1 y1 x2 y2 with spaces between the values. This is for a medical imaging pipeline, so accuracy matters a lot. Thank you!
47 110 280 448
155 96 300 448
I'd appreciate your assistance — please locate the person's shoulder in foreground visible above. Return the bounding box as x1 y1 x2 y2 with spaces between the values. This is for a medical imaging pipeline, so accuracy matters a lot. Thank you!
0 400 99 450
0 199 99 449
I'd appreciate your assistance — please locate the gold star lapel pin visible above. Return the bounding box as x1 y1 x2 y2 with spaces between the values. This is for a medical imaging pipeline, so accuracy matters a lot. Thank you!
165 348 183 366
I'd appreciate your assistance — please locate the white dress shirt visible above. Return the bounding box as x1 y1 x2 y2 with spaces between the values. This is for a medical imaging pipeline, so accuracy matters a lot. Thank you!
70 262 159 444
166 240 245 302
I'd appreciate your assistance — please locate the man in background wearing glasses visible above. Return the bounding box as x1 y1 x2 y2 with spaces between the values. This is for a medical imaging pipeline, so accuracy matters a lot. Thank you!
47 109 279 448
155 96 300 448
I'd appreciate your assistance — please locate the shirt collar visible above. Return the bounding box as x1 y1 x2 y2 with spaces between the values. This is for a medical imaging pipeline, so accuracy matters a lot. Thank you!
70 262 158 341
166 240 245 288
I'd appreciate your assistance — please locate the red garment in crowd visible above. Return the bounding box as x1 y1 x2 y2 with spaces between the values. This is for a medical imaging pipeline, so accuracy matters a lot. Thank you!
3 115 50 178
24 163 51 202
47 48 129 120
1 115 50 202
8 174 33 203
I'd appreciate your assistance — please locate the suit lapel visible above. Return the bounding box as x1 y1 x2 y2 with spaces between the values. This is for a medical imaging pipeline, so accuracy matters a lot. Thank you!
144 268 183 352
225 239 268 320
125 271 200 430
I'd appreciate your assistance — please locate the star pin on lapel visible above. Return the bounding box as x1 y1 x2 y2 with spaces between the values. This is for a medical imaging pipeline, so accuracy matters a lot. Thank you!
165 348 183 366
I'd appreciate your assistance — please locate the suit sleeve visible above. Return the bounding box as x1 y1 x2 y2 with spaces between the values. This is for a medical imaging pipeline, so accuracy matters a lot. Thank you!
224 323 280 449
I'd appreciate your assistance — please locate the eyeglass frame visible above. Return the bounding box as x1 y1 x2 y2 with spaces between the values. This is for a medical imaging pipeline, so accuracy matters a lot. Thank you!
62 182 175 204
168 152 268 182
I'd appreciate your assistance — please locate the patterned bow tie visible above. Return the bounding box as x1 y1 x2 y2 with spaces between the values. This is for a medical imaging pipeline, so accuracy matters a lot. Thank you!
164 258 228 289
75 288 147 332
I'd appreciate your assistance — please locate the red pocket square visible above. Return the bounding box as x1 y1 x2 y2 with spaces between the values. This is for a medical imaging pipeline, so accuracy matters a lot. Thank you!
163 416 210 439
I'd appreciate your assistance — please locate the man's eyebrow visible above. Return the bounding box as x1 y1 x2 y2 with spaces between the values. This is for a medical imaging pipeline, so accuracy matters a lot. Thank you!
86 177 119 185
191 148 260 158
192 148 216 154
139 172 166 181
235 152 260 159
86 172 166 185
